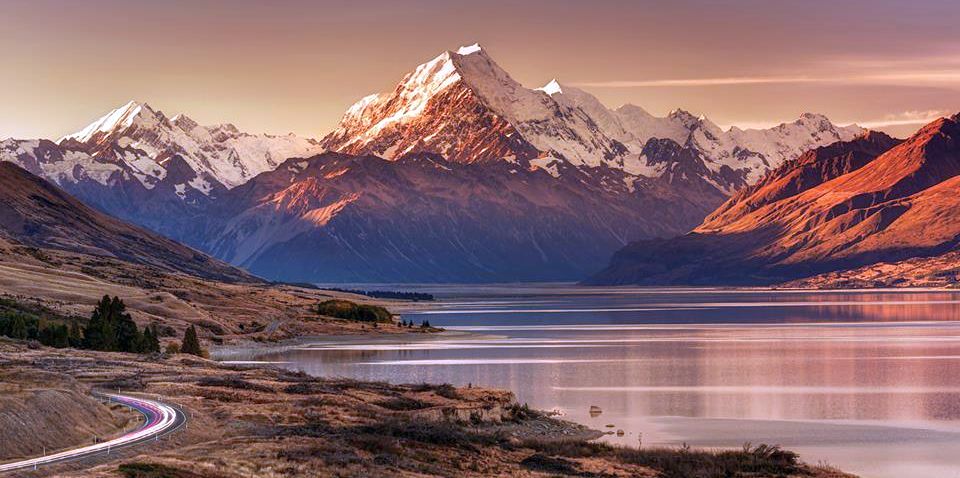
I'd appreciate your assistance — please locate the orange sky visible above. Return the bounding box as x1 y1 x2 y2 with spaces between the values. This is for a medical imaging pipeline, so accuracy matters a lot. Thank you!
2 0 959 140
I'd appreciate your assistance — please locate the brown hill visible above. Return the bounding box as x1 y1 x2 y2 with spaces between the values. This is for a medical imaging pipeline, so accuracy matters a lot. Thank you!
0 161 254 283
588 114 960 285
192 152 715 283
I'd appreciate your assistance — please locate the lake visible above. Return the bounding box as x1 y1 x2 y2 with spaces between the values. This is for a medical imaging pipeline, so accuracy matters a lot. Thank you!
235 285 960 478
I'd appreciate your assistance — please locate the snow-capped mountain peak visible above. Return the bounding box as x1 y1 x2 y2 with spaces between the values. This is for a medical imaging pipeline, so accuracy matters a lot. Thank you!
9 101 326 199
323 44 864 195
171 113 200 132
456 43 483 56
537 79 564 96
324 45 631 165
60 100 162 144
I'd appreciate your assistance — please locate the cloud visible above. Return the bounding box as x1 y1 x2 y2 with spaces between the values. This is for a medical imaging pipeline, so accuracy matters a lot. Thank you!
856 110 951 128
573 71 960 88
573 77 825 88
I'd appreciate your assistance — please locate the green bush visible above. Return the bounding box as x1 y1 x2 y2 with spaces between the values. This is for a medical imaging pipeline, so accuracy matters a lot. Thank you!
118 462 217 478
84 295 153 353
0 297 81 348
180 324 204 357
0 295 159 354
317 300 393 324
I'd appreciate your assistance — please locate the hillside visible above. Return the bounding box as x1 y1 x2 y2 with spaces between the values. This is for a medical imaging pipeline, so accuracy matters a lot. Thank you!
194 152 713 282
0 162 252 283
588 114 960 285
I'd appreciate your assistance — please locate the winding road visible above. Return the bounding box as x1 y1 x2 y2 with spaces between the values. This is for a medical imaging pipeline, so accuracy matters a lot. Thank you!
0 391 187 474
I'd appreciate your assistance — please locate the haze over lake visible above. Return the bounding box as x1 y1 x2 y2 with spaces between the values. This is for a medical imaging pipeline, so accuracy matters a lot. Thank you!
239 286 960 478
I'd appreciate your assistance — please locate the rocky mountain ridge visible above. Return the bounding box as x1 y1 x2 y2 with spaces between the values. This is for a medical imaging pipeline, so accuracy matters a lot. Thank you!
322 43 863 196
587 114 960 285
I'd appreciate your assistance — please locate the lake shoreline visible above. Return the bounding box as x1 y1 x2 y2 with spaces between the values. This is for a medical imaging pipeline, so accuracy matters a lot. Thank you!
0 338 857 478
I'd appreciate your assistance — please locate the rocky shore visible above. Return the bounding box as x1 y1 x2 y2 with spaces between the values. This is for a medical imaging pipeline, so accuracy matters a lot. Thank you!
0 338 855 478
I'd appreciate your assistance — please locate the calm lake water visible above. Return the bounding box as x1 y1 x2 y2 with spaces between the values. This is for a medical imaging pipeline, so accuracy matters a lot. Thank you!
235 285 960 478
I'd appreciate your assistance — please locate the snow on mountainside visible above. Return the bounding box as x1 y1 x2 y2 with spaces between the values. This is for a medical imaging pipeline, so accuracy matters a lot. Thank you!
58 100 325 191
585 113 960 286
1 103 325 242
195 151 718 283
323 44 863 195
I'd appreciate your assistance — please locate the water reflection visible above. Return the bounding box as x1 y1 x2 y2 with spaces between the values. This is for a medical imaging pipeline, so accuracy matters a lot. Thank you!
242 286 960 478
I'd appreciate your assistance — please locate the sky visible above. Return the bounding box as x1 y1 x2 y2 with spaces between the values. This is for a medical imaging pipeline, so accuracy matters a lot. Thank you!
2 0 959 140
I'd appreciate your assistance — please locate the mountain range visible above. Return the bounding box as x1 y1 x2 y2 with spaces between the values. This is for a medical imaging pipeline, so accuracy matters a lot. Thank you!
322 44 862 196
588 114 960 285
2 44 875 283
0 161 252 282
1 102 324 237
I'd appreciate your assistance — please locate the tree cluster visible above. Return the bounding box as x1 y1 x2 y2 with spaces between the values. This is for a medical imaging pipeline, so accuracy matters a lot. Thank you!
317 299 393 323
82 296 160 353
1 295 205 357
324 288 435 302
0 298 81 348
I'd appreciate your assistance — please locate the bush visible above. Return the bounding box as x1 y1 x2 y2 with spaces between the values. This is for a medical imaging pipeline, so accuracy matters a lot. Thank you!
83 295 153 353
375 396 430 411
521 439 804 478
118 462 223 478
323 288 435 301
0 297 82 348
519 453 584 475
180 325 204 357
317 300 393 324
352 417 500 451
196 376 274 393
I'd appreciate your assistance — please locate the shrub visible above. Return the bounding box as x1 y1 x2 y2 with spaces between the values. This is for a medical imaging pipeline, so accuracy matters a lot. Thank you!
375 396 430 411
317 300 393 324
196 376 274 393
521 438 803 478
180 325 204 357
118 462 225 478
83 295 152 353
0 297 82 348
519 453 585 475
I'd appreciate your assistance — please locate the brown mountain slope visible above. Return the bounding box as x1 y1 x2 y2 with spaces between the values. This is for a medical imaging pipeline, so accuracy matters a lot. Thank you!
0 161 254 283
190 151 718 283
587 114 960 285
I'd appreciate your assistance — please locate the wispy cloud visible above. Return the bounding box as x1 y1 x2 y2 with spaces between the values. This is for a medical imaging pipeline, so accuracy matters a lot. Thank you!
573 77 825 88
856 110 951 128
573 71 960 88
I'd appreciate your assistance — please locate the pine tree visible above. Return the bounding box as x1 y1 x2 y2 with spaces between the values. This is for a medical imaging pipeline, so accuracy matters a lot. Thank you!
39 324 69 348
83 295 146 352
180 325 203 357
141 325 160 353
116 316 142 353
68 320 83 348
9 315 28 340
84 296 118 351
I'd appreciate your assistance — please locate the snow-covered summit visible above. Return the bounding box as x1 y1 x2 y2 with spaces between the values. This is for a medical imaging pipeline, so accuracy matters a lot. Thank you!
60 100 161 144
324 46 630 165
37 101 326 196
323 44 864 195
537 79 563 96
456 43 483 56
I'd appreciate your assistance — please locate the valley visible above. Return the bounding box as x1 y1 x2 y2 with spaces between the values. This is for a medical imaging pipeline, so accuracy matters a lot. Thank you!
2 8 960 476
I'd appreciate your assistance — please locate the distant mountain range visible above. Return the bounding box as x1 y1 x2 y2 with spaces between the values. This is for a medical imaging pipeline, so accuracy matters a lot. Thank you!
1 44 879 283
588 114 960 286
0 162 252 283
322 43 862 196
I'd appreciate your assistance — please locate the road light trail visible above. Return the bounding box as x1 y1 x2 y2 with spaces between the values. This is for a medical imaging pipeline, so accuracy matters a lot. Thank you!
0 391 186 473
